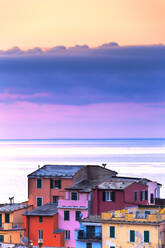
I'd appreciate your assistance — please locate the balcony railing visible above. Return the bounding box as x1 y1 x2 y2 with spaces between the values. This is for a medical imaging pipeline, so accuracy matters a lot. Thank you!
77 230 102 241
0 223 22 230
58 199 88 208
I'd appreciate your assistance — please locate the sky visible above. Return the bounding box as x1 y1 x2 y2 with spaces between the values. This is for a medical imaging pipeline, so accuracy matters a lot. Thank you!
0 0 165 139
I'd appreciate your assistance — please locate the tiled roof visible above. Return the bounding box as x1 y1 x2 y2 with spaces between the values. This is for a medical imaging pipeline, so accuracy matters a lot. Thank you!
28 164 85 178
0 203 28 213
25 203 58 216
96 180 133 190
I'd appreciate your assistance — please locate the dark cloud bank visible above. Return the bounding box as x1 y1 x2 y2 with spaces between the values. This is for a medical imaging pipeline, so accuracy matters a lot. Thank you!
0 43 165 105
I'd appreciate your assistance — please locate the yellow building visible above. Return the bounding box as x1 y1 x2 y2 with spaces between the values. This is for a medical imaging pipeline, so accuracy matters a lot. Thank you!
0 202 32 244
101 207 165 248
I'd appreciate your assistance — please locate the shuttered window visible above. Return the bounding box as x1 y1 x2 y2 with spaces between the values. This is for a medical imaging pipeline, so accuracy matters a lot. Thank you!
76 211 81 220
37 197 42 207
130 230 135 242
109 226 115 238
64 211 70 221
71 192 78 200
5 213 10 223
144 231 150 243
37 179 42 188
0 235 4 242
103 191 115 202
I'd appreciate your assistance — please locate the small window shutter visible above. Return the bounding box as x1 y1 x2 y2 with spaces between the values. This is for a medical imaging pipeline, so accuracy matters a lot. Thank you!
50 179 53 189
130 230 135 242
144 231 149 242
110 226 115 238
102 191 106 201
145 190 148 200
111 191 115 202
58 180 61 189
140 191 143 201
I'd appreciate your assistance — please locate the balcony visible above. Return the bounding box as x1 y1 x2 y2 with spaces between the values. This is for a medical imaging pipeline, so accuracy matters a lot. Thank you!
77 230 102 242
58 199 88 209
0 223 22 230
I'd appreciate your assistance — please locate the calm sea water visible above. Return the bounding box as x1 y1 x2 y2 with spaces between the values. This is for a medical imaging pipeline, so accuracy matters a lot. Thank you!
0 138 165 203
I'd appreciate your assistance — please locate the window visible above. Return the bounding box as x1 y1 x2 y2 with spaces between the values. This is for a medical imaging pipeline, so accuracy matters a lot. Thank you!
109 226 115 238
141 190 148 201
150 193 154 203
54 180 61 189
53 196 59 204
5 213 10 223
64 211 69 221
76 211 81 221
65 230 70 240
130 230 135 242
37 179 42 189
39 216 43 223
103 191 115 202
50 179 61 189
86 243 92 248
37 197 42 207
134 191 138 201
38 230 43 239
71 192 77 200
144 231 150 243
0 235 4 242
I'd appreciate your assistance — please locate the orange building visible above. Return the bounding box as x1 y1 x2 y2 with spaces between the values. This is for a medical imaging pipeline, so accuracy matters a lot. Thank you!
0 202 32 244
28 165 85 208
23 204 64 247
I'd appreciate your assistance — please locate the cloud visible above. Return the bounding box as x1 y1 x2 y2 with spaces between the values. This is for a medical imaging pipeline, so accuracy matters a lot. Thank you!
0 43 165 105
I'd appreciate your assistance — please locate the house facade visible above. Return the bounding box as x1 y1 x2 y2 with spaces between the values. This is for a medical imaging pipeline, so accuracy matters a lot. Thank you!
75 217 102 248
0 203 32 244
23 204 64 247
28 165 85 207
101 207 165 248
92 180 149 215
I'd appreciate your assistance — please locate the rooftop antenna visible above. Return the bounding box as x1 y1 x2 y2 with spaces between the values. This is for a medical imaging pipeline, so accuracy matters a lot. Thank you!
9 196 14 205
38 165 40 169
102 163 107 168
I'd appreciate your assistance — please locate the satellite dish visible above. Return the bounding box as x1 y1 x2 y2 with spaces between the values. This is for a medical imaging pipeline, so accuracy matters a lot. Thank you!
21 236 29 244
79 213 83 219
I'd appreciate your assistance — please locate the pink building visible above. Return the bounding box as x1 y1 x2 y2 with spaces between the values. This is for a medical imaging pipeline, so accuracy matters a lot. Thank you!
58 190 90 248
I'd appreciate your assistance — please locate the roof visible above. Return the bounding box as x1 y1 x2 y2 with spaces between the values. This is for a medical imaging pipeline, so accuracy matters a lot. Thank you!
0 203 29 213
113 176 162 186
25 203 58 216
28 164 85 178
96 180 133 190
81 215 163 226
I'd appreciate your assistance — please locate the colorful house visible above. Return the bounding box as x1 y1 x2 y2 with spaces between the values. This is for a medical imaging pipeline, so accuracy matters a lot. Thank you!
28 165 85 208
57 165 117 248
101 206 165 248
92 179 149 215
75 216 102 248
23 203 64 247
0 203 31 244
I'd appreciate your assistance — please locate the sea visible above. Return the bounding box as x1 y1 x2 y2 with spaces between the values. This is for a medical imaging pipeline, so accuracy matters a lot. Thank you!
0 138 165 203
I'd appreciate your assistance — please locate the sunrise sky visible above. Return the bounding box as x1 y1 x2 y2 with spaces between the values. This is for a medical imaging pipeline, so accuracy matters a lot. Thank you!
0 0 165 139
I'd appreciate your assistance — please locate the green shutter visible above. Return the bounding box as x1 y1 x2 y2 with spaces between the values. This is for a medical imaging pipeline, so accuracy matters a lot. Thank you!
58 180 61 189
50 179 54 189
76 211 81 220
0 235 4 242
102 191 106 201
37 179 42 188
64 211 69 221
37 197 42 206
5 213 10 223
130 230 135 242
111 191 115 201
144 231 149 243
110 226 115 238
